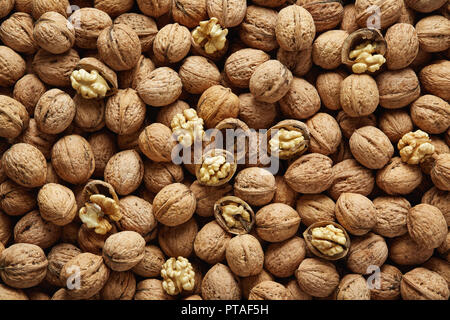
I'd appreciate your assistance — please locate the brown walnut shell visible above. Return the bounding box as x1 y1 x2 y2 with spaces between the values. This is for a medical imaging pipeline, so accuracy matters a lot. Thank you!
195 149 237 187
74 57 118 97
0 95 29 139
102 231 146 272
267 120 310 160
214 196 255 235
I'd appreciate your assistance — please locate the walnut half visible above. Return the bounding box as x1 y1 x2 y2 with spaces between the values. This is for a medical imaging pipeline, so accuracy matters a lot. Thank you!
71 69 110 99
161 257 195 296
398 130 435 165
79 194 122 235
195 149 237 187
192 17 228 55
268 120 310 160
170 108 205 147
214 196 255 235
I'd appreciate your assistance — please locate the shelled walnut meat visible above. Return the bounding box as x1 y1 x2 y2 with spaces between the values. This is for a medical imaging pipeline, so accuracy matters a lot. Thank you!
0 0 448 302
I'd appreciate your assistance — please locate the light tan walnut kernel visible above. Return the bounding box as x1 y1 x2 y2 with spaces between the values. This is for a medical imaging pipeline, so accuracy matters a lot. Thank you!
197 150 236 187
310 224 347 257
269 129 306 159
79 194 122 235
71 69 110 100
398 130 435 165
161 257 195 296
171 108 205 148
349 41 386 73
192 17 228 55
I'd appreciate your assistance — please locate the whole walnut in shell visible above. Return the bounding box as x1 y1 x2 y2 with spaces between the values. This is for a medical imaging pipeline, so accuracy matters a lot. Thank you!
234 167 276 207
385 23 419 70
68 8 113 49
316 72 345 111
401 267 449 300
370 264 402 300
114 13 158 53
197 85 240 128
33 12 75 54
51 135 95 185
226 234 264 277
103 231 145 271
104 150 143 196
373 196 410 238
419 60 450 101
31 0 69 19
277 47 313 77
238 93 277 130
116 196 156 238
132 245 166 278
153 23 191 64
355 0 402 30
264 236 306 278
32 49 80 87
88 131 117 177
335 193 377 236
410 95 450 135
136 67 182 107
38 183 77 226
346 232 388 274
336 111 377 139
201 263 241 300
152 183 196 227
0 243 47 289
335 274 370 300
407 204 447 249
0 12 37 54
340 74 379 117
378 109 414 143
14 210 61 249
60 252 110 300
179 56 221 95
307 113 342 156
296 194 336 227
0 180 37 216
0 284 28 300
134 279 174 300
255 203 301 243
249 281 292 300
100 270 136 300
138 123 177 163
13 74 46 116
279 77 321 120
207 0 247 28
422 187 450 226
0 95 29 139
376 157 422 195
194 221 231 265
94 0 134 17
415 15 450 53
431 154 450 191
158 218 198 258
225 49 270 89
144 161 184 194
189 181 232 217
2 143 46 188
404 0 447 13
276 5 315 52
376 67 420 109
0 0 14 19
295 258 340 298
389 234 434 266
0 46 26 87
45 243 82 287
312 30 348 69
171 0 207 28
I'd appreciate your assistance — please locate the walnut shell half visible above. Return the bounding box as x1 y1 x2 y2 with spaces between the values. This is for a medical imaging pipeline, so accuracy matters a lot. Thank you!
214 196 255 236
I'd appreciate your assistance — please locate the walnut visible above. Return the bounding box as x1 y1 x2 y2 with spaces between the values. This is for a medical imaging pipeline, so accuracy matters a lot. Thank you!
336 193 377 236
285 153 334 194
14 210 61 249
405 0 447 12
295 258 340 298
0 0 14 18
334 274 370 300
214 196 254 235
437 232 450 262
100 270 136 300
255 203 301 243
139 123 177 162
250 60 293 103
224 49 270 89
68 8 113 49
376 68 420 109
296 194 335 227
0 95 29 139
73 96 105 133
422 187 450 226
201 263 241 300
78 223 116 255
379 109 414 144
398 130 435 165
0 284 28 300
313 30 349 70
194 220 231 264
33 11 75 55
98 24 141 72
225 234 264 277
104 150 144 196
0 180 37 216
239 5 279 52
88 132 117 177
279 77 320 120
2 143 46 188
350 126 394 169
336 111 377 139
192 17 228 55
172 0 207 28
143 161 184 194
423 257 450 288
401 267 449 300
179 56 221 95
277 47 312 77
340 4 358 33
346 232 388 274
33 48 79 87
376 157 423 195
355 0 402 30
196 149 237 187
249 281 292 300
385 23 419 70
0 210 12 245
238 93 277 130
136 67 182 107
156 100 190 128
170 108 205 148
267 120 309 160
134 279 175 300
416 15 450 53
94 0 134 17
117 196 155 239
115 13 158 53
0 12 37 54
240 269 274 299
45 243 81 287
153 23 191 64
276 5 315 52
306 113 342 156
132 245 165 278
389 234 434 266
197 85 240 128
158 218 197 258
419 60 450 101
13 74 46 116
31 0 69 19
102 231 145 271
421 136 449 175
71 70 110 100
0 243 47 289
340 74 379 117
0 46 26 87
153 183 196 227
51 135 95 185
304 222 350 261
370 264 402 300
60 252 110 300
373 196 410 238
37 183 77 226
234 167 276 206
315 72 345 111
189 180 232 218
286 278 312 300
207 0 247 28
299 0 344 32
264 236 306 278
136 0 171 18
160 256 195 296
410 95 450 135
35 89 76 135
78 193 121 235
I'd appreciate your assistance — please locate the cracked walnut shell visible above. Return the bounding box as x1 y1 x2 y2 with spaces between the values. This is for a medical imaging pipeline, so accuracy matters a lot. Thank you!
214 196 255 235
304 221 350 261
196 149 237 187
268 120 310 160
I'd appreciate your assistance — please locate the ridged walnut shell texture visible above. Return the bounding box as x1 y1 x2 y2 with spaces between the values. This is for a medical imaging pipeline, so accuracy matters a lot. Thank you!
285 153 334 194
300 0 344 32
104 150 143 196
38 183 77 226
279 77 321 120
117 196 156 237
132 245 165 278
0 0 14 19
410 95 450 134
179 56 221 94
307 112 342 156
103 231 145 272
152 183 196 227
115 14 157 53
33 11 75 55
143 161 184 194
138 123 177 162
0 179 37 217
340 74 379 117
431 154 450 191
189 181 232 217
295 258 339 298
136 0 171 18
158 218 198 257
407 204 447 249
370 264 402 300
234 167 276 207
94 0 134 18
296 194 336 227
225 49 270 89
249 281 293 300
0 12 37 54
0 284 28 300
134 279 174 300
416 15 450 53
153 23 191 64
376 157 423 195
335 193 377 236
172 0 207 28
97 24 141 72
14 210 61 249
0 95 29 139
32 49 80 87
0 243 47 289
207 0 247 28
355 0 402 30
376 68 420 109
255 203 301 243
385 23 419 70
2 143 46 188
401 267 449 300
0 46 26 87
226 234 264 277
194 221 232 265
264 236 306 278
276 5 315 52
201 263 241 300
349 126 394 169
312 30 348 70
197 85 240 128
60 253 110 300
51 135 95 185
69 8 113 49
346 233 388 274
335 274 370 300
31 0 69 20
419 60 450 101
405 0 447 13
389 234 434 266
13 74 46 116
373 196 410 238
137 67 182 107
35 89 76 135
45 243 82 287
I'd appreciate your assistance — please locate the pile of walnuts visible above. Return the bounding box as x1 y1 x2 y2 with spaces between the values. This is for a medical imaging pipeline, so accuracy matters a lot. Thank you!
0 0 449 301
